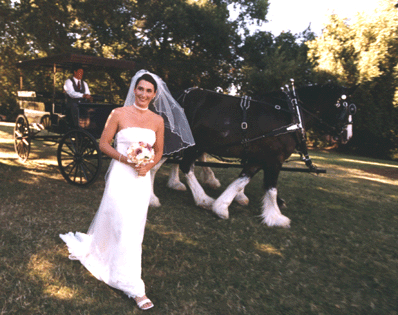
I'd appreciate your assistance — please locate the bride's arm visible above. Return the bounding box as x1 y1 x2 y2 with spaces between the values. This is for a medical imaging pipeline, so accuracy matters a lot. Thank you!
152 116 165 165
99 109 127 163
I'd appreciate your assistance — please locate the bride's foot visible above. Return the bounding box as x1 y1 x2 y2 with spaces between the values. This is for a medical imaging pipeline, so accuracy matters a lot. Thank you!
133 295 154 311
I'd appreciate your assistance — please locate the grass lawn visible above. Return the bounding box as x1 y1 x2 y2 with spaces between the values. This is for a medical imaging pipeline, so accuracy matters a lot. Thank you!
1 122 397 314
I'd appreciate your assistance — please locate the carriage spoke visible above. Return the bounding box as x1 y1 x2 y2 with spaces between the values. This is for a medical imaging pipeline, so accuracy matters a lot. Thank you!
63 160 77 171
59 148 76 158
82 148 98 161
81 158 99 170
67 133 79 154
79 162 92 181
63 140 77 155
17 142 24 155
72 163 80 183
79 138 91 155
77 135 90 156
78 163 89 183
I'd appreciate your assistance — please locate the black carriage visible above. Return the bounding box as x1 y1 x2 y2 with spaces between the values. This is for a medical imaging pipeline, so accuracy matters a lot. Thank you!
14 54 137 186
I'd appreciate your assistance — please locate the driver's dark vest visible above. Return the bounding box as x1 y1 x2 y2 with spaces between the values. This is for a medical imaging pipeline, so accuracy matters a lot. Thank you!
70 77 86 95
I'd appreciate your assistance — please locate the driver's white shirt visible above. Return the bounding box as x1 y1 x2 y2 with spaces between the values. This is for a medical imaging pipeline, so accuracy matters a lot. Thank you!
64 77 91 99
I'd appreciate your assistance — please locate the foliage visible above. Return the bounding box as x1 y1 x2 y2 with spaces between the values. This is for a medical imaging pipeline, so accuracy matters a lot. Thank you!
237 28 316 96
307 0 398 159
0 0 24 119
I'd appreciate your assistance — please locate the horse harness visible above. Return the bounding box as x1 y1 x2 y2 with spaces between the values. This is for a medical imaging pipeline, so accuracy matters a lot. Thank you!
236 81 316 171
178 83 342 172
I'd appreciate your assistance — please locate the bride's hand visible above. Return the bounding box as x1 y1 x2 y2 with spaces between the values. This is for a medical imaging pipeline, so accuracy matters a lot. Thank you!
134 163 149 176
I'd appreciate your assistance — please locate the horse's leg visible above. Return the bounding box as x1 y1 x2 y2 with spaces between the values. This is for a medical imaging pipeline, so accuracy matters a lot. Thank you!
212 165 261 219
260 164 290 228
185 167 215 210
198 153 221 189
149 157 168 207
180 151 215 210
197 152 247 204
167 163 187 191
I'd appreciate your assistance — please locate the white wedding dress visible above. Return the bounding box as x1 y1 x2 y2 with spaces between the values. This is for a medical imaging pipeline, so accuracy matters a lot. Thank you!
60 127 156 298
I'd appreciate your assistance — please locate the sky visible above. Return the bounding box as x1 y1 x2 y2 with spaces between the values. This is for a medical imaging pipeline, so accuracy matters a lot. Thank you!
249 0 382 36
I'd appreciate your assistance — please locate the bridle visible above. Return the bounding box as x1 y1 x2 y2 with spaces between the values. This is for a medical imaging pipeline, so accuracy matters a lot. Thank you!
298 95 356 136
297 93 357 142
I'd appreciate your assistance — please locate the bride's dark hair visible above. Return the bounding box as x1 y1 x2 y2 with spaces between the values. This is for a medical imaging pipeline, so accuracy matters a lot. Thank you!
135 74 157 92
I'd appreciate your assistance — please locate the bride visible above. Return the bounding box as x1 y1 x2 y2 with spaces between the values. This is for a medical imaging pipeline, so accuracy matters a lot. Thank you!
59 70 194 310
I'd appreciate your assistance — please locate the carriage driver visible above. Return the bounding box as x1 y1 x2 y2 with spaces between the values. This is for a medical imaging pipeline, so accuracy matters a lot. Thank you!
64 64 93 126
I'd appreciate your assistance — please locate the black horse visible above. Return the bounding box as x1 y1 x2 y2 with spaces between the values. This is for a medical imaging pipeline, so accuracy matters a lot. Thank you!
150 82 357 227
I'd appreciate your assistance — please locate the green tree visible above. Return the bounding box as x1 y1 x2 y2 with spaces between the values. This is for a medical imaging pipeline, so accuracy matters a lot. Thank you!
237 28 315 96
307 0 398 159
0 0 25 118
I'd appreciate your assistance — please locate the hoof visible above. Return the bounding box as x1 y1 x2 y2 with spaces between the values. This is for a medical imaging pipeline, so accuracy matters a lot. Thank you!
167 181 187 191
199 172 221 189
262 214 291 228
204 179 221 190
212 200 230 219
149 195 161 207
234 192 249 206
213 207 229 219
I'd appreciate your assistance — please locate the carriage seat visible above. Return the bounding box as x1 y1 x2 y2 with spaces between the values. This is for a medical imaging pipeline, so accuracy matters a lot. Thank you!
36 91 65 100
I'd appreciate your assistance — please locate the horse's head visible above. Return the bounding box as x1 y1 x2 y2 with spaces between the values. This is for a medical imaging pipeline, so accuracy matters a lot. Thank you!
333 88 357 143
298 84 357 144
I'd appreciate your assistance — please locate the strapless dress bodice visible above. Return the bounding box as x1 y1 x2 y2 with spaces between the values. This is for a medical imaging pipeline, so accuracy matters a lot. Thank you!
115 127 156 154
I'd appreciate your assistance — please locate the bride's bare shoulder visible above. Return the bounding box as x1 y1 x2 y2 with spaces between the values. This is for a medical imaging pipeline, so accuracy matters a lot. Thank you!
149 110 164 124
109 106 128 119
113 106 128 114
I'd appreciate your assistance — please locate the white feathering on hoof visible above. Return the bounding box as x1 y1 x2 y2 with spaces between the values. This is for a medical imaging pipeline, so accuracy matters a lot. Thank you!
212 177 250 220
261 188 291 228
185 170 214 210
167 164 187 191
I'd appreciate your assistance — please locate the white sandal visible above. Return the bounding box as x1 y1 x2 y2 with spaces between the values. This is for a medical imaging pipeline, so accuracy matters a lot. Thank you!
135 297 154 311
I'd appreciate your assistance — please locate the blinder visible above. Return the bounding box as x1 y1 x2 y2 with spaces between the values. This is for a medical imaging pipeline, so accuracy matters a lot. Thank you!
333 94 357 142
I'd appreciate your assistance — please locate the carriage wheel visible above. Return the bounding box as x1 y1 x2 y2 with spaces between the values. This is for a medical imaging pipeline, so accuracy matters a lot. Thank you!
57 129 102 187
14 115 31 162
40 115 51 129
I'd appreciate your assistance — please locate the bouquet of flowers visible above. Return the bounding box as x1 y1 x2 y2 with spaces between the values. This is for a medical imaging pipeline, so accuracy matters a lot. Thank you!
127 142 155 165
